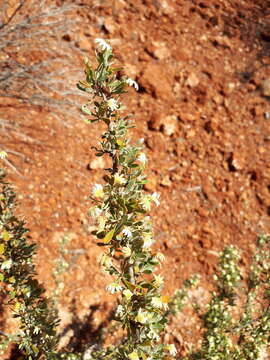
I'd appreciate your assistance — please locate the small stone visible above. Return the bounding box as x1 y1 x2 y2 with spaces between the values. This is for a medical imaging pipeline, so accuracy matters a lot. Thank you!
161 115 178 136
139 63 173 100
213 35 232 48
148 113 162 131
89 157 105 170
160 175 172 187
186 73 200 88
152 41 169 60
261 79 270 97
186 129 196 138
253 105 264 117
104 18 116 34
213 94 223 105
204 120 218 133
230 153 245 170
76 31 90 51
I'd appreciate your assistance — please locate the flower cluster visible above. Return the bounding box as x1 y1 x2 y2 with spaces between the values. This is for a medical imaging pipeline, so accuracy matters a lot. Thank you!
78 39 172 359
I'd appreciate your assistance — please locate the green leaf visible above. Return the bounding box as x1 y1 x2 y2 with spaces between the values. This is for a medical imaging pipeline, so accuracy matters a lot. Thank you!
31 344 39 355
2 230 10 241
0 243 5 254
103 227 116 244
81 104 92 115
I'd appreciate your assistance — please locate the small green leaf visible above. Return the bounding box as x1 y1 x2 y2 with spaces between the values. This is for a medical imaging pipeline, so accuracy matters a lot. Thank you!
103 227 116 244
31 344 39 355
2 230 10 241
0 243 5 254
81 104 92 115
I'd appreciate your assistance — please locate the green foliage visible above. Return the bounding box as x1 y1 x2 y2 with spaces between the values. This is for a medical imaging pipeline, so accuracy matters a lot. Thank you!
180 239 270 360
0 169 59 359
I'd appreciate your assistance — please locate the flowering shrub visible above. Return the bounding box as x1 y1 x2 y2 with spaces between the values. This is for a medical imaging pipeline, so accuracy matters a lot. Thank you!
178 240 270 360
77 37 173 360
0 39 269 360
0 169 59 359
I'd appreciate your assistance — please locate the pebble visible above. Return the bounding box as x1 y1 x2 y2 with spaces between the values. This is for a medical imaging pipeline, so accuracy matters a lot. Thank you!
261 79 270 97
140 63 173 100
161 115 178 136
160 175 172 187
186 73 200 88
89 157 105 170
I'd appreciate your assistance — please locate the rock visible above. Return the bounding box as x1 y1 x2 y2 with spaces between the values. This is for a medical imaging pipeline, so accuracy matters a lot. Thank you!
186 73 200 88
145 133 166 152
161 115 178 136
213 35 232 48
89 157 105 170
139 63 173 100
213 94 224 105
228 152 246 171
148 112 162 131
204 119 218 133
104 18 116 34
155 0 174 14
160 175 172 187
261 79 270 97
152 41 169 60
76 31 91 51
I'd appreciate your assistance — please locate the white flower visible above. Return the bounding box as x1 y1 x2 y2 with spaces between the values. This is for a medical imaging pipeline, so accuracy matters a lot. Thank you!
95 38 111 51
114 173 126 185
151 296 163 309
92 184 104 198
1 259 12 270
148 329 160 341
142 233 153 248
0 151 7 159
107 98 118 111
122 227 132 238
140 195 151 211
166 344 177 356
153 274 164 288
115 304 125 317
151 192 160 206
89 206 102 218
126 77 139 91
100 255 112 268
106 282 123 294
137 152 147 165
135 308 149 324
123 289 133 300
83 348 93 360
156 252 165 262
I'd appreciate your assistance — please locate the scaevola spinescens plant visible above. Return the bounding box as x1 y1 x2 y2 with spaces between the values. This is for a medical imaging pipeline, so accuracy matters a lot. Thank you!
77 38 175 360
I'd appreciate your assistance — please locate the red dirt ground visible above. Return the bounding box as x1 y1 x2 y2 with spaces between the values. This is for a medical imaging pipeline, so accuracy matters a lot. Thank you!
1 0 270 358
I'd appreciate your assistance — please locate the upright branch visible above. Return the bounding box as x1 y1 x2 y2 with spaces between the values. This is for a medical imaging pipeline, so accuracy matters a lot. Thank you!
78 39 176 360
